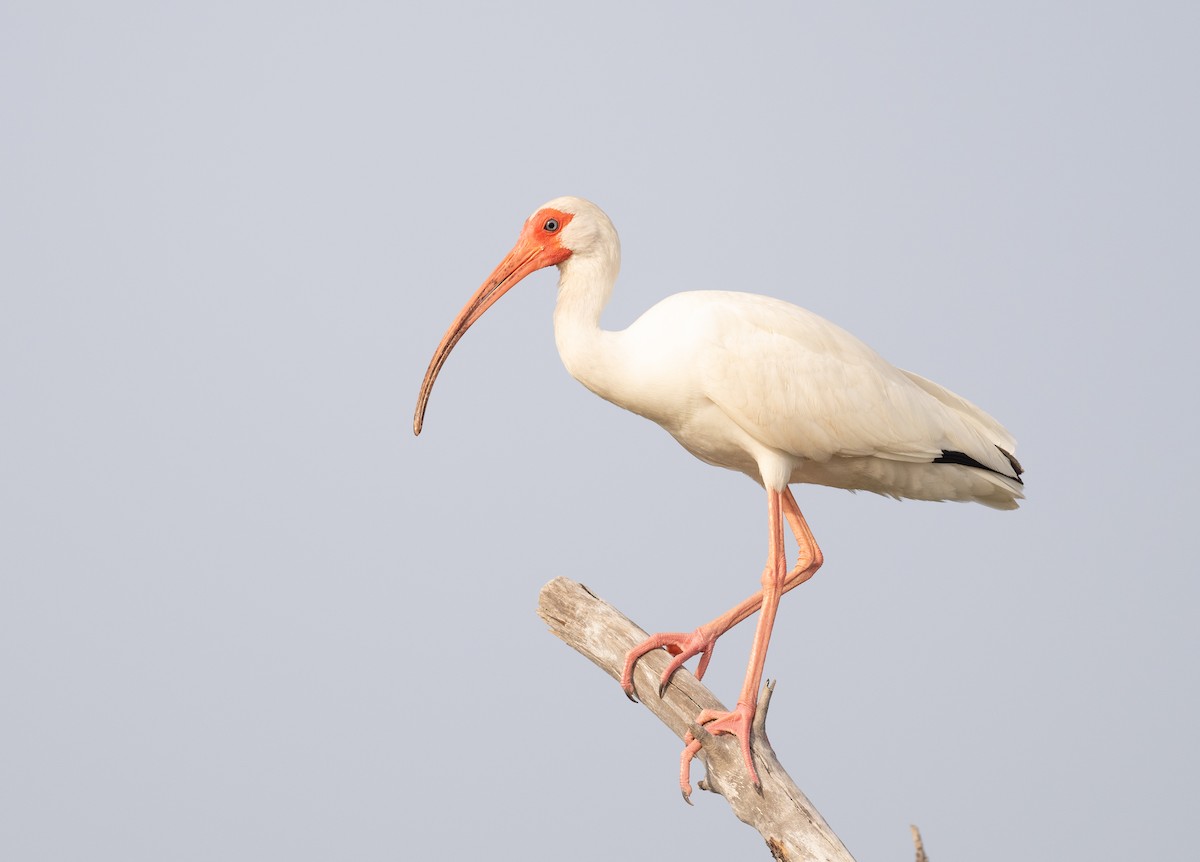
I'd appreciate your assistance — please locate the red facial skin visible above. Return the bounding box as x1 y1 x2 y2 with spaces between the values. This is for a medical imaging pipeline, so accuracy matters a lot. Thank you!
414 209 575 435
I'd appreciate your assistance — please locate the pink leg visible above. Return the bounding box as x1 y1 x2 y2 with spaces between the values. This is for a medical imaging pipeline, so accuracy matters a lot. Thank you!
677 488 824 800
621 487 823 701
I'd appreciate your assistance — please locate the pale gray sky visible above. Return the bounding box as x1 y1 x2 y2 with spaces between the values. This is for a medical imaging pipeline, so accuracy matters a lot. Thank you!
3 3 1197 860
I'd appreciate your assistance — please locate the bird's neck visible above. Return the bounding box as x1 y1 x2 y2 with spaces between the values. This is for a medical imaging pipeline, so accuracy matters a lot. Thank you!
552 253 626 404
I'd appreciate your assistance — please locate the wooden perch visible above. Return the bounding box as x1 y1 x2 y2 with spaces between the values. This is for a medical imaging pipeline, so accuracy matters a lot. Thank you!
911 826 928 862
537 576 857 862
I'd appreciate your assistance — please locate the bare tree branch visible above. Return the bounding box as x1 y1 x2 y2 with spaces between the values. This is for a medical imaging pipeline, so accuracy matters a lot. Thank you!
537 576 857 861
911 825 928 862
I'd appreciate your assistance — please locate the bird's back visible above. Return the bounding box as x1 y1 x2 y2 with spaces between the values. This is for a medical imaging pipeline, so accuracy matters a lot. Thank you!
621 291 1023 509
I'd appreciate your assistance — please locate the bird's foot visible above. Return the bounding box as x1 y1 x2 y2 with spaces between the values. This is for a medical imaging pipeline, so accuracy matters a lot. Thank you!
680 702 759 802
620 623 720 701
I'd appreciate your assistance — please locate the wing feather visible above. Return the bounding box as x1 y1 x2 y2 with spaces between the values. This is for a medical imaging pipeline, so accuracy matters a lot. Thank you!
690 293 1019 480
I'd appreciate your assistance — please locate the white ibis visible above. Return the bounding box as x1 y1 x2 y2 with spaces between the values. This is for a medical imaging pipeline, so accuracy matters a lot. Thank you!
414 197 1023 799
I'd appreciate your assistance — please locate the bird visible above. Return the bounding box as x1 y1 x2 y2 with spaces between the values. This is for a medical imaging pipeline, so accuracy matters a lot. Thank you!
413 196 1023 800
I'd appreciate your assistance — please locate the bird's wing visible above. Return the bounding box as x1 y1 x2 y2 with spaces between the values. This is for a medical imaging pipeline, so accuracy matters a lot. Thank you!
898 369 1018 454
693 293 1019 479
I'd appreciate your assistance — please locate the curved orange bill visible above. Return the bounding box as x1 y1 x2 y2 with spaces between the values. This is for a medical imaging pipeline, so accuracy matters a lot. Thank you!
413 238 549 435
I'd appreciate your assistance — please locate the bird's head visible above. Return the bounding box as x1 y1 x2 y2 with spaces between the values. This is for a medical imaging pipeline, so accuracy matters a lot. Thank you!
413 196 617 435
539 196 621 274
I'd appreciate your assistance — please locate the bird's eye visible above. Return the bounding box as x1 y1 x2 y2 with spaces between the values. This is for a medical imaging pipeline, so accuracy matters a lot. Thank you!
543 218 560 232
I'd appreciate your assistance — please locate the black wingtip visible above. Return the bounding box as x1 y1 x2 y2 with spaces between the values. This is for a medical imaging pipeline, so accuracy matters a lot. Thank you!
934 448 1024 485
997 446 1024 477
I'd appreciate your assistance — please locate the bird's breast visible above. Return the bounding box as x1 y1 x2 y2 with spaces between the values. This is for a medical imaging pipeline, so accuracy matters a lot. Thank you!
656 400 778 481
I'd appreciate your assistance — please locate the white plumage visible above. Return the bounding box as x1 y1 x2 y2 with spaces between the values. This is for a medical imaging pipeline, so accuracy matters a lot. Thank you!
414 195 1023 796
542 198 1023 509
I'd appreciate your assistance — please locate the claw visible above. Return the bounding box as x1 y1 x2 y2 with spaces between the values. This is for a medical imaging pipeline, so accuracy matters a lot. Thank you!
625 689 639 704
684 703 761 789
679 730 705 800
657 656 684 697
622 627 723 704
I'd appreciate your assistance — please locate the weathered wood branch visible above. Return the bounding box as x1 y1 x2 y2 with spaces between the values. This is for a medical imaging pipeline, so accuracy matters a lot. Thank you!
911 825 928 862
537 576 857 862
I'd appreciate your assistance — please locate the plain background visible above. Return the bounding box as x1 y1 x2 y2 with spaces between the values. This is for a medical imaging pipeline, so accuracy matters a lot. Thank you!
3 2 1197 860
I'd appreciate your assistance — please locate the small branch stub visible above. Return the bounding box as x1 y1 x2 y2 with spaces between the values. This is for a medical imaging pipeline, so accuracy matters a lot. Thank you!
911 825 928 862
